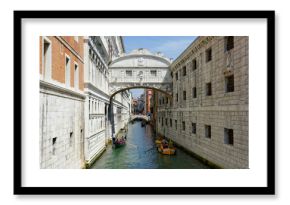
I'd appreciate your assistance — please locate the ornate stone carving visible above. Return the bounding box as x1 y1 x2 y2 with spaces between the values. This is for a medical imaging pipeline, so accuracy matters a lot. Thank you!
137 57 144 66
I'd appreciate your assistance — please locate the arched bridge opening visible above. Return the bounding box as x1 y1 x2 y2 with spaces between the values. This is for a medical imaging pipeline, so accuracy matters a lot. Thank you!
108 85 172 143
109 85 172 103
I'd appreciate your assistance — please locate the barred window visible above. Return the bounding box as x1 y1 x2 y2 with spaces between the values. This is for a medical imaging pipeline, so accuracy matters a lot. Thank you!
183 66 186 76
182 121 186 131
206 48 212 62
192 87 197 98
225 36 234 51
224 128 234 145
205 125 211 138
206 83 212 96
126 70 132 76
150 70 157 76
192 59 197 70
225 75 234 92
192 123 196 134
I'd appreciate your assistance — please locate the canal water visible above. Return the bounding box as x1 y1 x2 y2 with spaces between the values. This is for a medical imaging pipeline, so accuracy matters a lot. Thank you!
90 121 211 169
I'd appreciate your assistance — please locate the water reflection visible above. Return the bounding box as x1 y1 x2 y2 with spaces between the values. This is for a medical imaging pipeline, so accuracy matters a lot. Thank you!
90 121 210 169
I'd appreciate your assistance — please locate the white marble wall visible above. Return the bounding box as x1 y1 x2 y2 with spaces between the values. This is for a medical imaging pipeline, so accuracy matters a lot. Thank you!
39 85 85 169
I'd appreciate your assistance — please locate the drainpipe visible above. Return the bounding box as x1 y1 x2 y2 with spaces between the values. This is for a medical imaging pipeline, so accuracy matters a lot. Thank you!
108 99 115 145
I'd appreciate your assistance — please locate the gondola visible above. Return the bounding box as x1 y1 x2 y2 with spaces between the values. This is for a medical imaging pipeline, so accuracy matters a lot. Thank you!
141 121 146 127
157 144 176 155
113 137 126 148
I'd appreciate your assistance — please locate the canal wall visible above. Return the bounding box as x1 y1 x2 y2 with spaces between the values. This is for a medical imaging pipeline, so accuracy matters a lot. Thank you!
40 82 85 169
85 121 129 168
160 134 221 169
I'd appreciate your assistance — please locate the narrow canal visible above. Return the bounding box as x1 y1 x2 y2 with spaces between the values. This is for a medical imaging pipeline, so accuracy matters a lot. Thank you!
91 121 211 169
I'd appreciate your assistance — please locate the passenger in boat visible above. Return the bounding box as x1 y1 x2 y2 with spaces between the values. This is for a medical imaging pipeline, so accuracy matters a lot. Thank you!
162 139 168 148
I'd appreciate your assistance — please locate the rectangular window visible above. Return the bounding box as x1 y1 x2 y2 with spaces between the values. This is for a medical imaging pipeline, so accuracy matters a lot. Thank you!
183 66 186 76
206 82 212 96
225 36 234 51
176 93 178 102
65 55 71 87
150 70 157 76
225 75 234 92
224 128 234 145
175 120 177 130
183 91 186 100
206 48 212 62
69 132 74 147
165 118 168 126
175 72 178 80
192 123 196 134
43 38 52 80
192 59 197 70
52 137 57 155
162 118 164 126
170 119 172 127
126 70 132 77
192 87 197 98
182 121 185 131
205 125 211 138
74 63 79 89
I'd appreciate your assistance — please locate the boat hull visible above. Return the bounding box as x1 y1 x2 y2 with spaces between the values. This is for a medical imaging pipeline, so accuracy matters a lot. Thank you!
157 145 176 155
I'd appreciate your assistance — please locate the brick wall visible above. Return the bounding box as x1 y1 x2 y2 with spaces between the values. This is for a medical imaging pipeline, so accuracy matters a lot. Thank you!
39 36 84 91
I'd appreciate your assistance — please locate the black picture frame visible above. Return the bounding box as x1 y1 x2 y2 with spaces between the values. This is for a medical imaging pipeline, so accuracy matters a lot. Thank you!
14 10 275 195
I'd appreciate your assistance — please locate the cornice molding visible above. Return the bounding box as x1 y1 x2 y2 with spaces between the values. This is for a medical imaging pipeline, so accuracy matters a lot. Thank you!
40 80 86 100
171 36 215 71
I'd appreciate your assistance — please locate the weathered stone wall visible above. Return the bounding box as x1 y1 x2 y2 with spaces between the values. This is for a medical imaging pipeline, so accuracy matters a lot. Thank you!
157 36 248 168
39 84 85 169
39 36 86 169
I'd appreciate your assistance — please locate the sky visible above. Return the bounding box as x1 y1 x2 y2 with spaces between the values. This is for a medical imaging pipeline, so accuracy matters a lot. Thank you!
123 36 196 98
123 36 196 60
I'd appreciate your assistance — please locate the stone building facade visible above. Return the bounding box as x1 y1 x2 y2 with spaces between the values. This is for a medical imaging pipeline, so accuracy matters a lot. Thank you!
83 36 131 167
39 36 85 168
145 89 153 114
156 36 248 168
40 36 131 169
